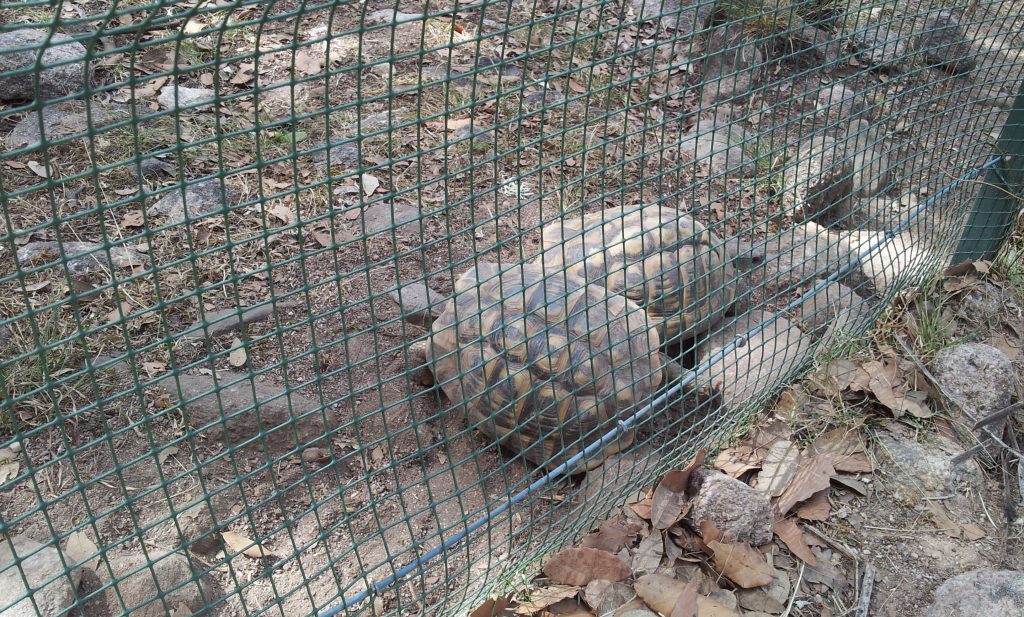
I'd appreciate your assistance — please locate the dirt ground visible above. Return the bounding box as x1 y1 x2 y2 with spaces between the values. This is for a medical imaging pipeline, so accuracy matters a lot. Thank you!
0 0 1022 615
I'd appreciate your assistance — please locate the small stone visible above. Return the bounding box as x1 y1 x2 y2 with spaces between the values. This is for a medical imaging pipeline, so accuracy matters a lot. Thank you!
875 430 983 494
0 30 91 102
157 85 216 111
700 24 764 105
16 241 149 278
177 298 302 340
388 282 446 328
782 135 855 227
688 468 773 546
129 156 176 181
0 534 82 617
848 23 908 70
359 202 423 236
309 140 359 171
156 372 336 455
680 113 758 178
148 178 240 224
6 102 125 151
918 10 976 74
100 550 215 617
925 570 1024 617
791 25 845 67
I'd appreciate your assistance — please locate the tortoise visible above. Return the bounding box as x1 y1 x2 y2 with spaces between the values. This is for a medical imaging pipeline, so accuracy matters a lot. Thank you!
536 205 738 346
420 261 666 470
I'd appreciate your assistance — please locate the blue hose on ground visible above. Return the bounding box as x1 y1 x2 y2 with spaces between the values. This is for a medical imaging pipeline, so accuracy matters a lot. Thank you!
318 154 1001 617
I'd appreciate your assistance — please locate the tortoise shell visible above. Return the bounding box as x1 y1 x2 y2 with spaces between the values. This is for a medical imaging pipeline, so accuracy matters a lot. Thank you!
426 261 664 469
537 205 736 344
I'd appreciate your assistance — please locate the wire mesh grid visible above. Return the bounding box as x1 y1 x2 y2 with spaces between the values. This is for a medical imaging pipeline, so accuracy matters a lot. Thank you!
0 0 1021 615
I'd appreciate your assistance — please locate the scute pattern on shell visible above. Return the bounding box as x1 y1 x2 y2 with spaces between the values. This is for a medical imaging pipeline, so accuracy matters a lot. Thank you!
537 205 736 343
427 262 664 468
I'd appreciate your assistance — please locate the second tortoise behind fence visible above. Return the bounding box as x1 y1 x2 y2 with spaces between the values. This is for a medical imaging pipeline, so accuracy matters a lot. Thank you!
399 204 746 471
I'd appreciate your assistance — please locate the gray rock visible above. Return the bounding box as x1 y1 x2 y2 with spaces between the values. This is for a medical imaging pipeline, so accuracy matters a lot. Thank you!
364 9 425 24
359 202 423 235
309 140 359 171
128 156 176 181
0 30 90 102
925 570 1024 617
158 372 335 454
178 298 303 340
0 535 81 617
632 0 715 35
782 135 855 226
961 281 1020 324
16 241 149 278
931 343 1015 452
848 23 908 70
845 119 892 199
700 24 764 105
816 83 863 122
791 25 844 66
796 280 874 345
101 550 214 617
6 102 125 151
688 468 773 545
388 282 446 328
697 311 813 408
157 85 216 111
680 113 758 178
148 179 240 224
875 430 983 494
919 10 975 74
757 223 853 290
145 492 240 555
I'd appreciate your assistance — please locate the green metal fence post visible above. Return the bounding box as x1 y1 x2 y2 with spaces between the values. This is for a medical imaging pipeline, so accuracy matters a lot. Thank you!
952 81 1024 263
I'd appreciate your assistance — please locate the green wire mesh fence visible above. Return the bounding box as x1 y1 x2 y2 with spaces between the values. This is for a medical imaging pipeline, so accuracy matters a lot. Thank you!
0 0 1021 614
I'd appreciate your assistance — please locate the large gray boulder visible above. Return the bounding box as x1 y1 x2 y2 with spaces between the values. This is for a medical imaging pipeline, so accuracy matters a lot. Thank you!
0 534 82 617
699 24 764 105
158 372 336 455
918 10 976 74
0 30 91 101
782 135 855 226
925 570 1024 617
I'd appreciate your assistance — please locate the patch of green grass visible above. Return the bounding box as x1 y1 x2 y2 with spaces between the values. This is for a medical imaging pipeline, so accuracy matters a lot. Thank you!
0 298 108 435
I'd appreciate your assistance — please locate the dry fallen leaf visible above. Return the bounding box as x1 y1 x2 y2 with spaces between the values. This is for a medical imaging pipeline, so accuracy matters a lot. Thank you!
962 524 986 541
714 445 761 478
634 574 739 617
542 548 630 586
122 211 145 228
925 502 961 538
222 530 272 559
581 522 632 554
228 338 247 367
268 204 295 225
629 498 652 520
27 161 48 178
706 540 774 588
652 452 704 530
861 360 931 417
756 440 803 497
790 489 831 523
810 428 875 473
471 594 512 617
669 580 698 617
294 49 324 76
513 585 579 614
64 530 100 571
775 455 836 517
631 531 664 573
771 518 817 566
